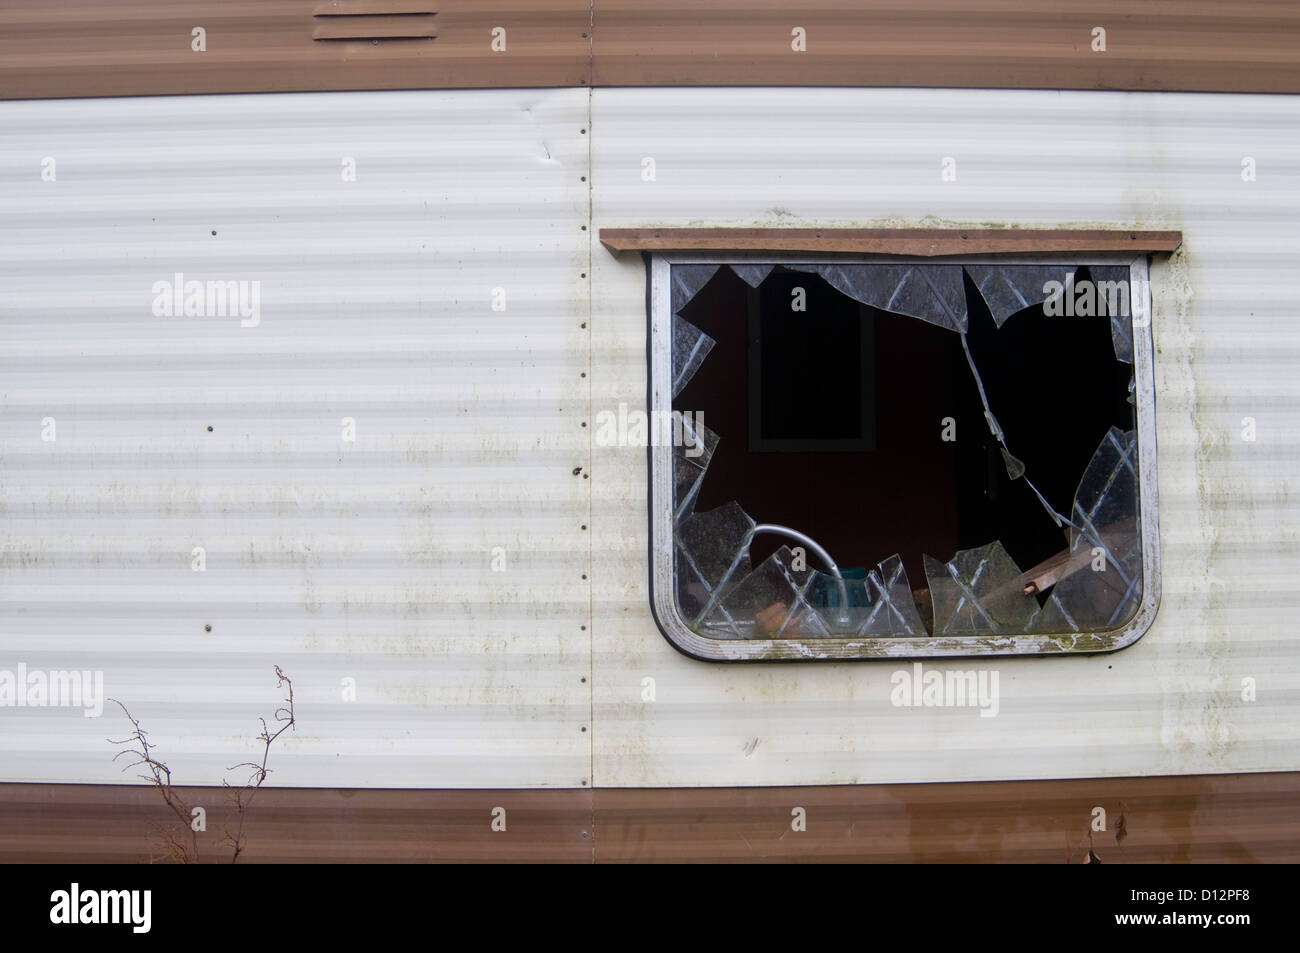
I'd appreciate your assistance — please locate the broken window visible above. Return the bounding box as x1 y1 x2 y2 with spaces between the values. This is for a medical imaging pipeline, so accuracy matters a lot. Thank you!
648 255 1159 661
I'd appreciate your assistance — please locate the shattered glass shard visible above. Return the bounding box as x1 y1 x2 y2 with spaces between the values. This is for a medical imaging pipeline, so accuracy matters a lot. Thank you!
702 546 830 639
1111 316 1134 364
672 456 704 521
672 416 720 522
1001 447 1027 480
692 602 745 639
805 568 868 636
675 501 755 625
730 263 776 288
1071 428 1139 554
1060 427 1142 628
1088 265 1136 364
671 264 721 315
964 264 1078 328
671 316 717 397
924 541 1038 636
860 554 930 637
1025 593 1075 634
680 412 719 467
790 264 968 333
1026 427 1142 633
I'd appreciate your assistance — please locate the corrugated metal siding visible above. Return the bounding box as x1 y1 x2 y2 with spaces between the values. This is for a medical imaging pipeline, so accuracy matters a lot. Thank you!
3 1 1300 100
3 85 1300 795
0 89 594 786
589 87 1300 786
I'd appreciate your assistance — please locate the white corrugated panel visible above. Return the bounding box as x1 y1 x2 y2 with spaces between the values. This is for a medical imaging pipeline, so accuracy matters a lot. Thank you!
0 90 593 787
4 86 1299 792
590 88 1300 786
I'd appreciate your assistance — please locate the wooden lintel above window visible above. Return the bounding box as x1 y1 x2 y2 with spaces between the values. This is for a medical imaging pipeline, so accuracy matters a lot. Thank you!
599 228 1183 257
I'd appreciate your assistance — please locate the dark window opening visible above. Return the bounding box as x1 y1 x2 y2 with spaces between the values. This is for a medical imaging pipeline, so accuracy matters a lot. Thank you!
664 258 1150 646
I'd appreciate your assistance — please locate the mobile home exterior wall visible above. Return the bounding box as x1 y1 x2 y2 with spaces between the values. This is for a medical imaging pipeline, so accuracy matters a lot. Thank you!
1 87 1297 791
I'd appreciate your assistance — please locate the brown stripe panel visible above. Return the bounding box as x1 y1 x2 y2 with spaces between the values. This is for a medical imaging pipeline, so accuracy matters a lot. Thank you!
594 775 1300 863
0 785 595 864
2 1 1300 99
593 0 1300 93
2 773 1295 863
0 1 591 99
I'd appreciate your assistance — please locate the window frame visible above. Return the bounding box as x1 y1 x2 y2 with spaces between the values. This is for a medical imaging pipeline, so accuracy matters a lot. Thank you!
647 251 1162 662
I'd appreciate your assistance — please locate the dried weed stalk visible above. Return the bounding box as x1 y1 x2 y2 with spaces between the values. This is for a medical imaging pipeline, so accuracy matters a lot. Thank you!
108 665 295 864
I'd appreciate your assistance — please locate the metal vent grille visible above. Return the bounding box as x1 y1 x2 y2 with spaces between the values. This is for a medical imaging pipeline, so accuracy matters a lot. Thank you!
312 1 437 42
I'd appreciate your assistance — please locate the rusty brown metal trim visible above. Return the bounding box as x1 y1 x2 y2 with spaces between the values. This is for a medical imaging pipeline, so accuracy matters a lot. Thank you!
591 1 1300 95
595 772 1300 863
0 784 596 864
0 1 592 100
600 227 1184 257
3 772 1295 863
2 1 1300 101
